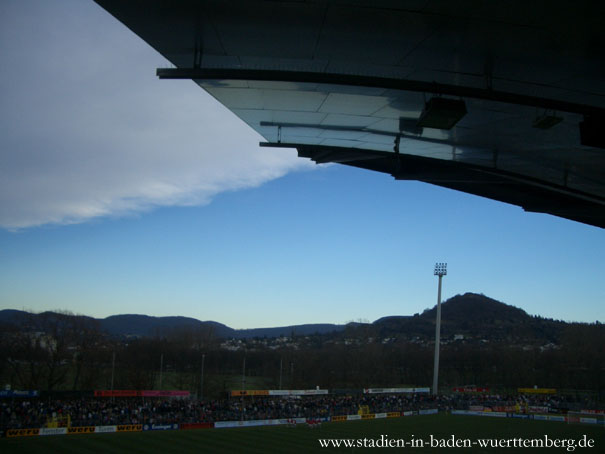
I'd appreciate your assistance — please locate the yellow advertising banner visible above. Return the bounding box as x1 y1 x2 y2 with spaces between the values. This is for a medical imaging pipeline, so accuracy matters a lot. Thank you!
6 428 40 437
67 426 96 434
230 390 269 396
116 424 142 432
331 415 347 422
517 388 556 394
387 412 401 418
361 414 376 420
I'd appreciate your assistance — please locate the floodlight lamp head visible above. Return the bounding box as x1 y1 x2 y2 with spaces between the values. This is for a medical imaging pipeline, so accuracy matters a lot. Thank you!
434 262 447 276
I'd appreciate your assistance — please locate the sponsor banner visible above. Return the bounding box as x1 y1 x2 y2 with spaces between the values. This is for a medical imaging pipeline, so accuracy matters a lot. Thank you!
346 415 361 421
268 389 328 396
0 390 39 398
231 389 328 397
180 423 213 430
143 424 179 431
7 428 40 437
117 424 142 432
231 390 269 397
375 413 387 419
260 419 288 427
528 406 549 413
363 387 429 394
492 406 514 412
331 415 347 422
548 415 566 422
451 410 483 416
517 388 556 394
214 421 254 429
305 417 328 423
68 426 96 434
402 411 415 416
242 420 270 428
450 410 504 418
580 409 605 415
361 414 375 420
287 418 308 425
39 427 67 436
214 419 295 429
95 426 117 433
454 410 567 422
214 421 240 429
580 417 597 425
419 409 438 415
452 387 489 393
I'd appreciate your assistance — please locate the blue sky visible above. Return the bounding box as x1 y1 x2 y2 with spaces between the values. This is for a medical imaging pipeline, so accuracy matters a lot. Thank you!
1 0 603 328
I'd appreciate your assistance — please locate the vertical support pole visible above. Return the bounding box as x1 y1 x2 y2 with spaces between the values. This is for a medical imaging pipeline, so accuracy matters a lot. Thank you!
159 353 163 390
110 351 115 402
241 356 246 421
200 354 205 400
432 262 447 395
432 274 443 395
279 357 283 390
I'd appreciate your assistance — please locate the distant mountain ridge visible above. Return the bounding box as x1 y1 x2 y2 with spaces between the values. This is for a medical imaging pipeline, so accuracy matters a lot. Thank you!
0 309 346 339
356 292 567 343
0 293 575 342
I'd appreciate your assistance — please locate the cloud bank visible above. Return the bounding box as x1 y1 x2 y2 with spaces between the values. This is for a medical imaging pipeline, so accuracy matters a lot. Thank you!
0 0 312 230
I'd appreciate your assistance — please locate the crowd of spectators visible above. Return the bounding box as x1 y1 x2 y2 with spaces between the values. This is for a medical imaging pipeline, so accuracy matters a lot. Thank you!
0 392 598 431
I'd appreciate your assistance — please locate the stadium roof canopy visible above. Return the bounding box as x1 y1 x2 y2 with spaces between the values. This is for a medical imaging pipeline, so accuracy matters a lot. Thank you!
96 0 605 228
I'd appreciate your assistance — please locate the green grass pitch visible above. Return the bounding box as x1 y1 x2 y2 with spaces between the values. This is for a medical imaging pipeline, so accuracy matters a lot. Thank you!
2 414 603 453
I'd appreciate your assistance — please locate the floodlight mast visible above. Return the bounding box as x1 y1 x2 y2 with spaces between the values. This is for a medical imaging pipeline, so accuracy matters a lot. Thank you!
432 262 447 395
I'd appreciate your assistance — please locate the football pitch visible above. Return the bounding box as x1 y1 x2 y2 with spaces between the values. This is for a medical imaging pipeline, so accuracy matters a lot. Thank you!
2 414 603 453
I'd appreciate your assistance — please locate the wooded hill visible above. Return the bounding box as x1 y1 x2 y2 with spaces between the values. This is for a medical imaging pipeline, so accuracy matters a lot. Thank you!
1 293 602 397
0 293 585 344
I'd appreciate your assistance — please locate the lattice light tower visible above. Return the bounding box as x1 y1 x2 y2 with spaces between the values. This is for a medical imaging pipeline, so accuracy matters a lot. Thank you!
432 262 447 395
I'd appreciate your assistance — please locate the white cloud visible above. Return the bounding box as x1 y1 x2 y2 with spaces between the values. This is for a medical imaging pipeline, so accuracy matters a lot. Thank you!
0 0 313 230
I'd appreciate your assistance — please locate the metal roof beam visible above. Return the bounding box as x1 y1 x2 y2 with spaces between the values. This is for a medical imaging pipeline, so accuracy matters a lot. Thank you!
158 67 605 117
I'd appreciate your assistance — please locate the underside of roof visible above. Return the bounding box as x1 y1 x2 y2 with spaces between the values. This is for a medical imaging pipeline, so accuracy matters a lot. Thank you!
95 0 605 228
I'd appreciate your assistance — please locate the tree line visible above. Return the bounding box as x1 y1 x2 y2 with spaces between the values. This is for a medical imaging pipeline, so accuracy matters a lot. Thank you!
1 311 603 400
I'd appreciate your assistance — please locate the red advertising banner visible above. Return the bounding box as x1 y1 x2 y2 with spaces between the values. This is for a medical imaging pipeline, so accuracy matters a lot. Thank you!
492 406 514 412
180 423 213 430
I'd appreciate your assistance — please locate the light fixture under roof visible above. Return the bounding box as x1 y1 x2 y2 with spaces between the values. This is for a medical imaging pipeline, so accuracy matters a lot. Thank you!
580 115 605 148
417 97 467 130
